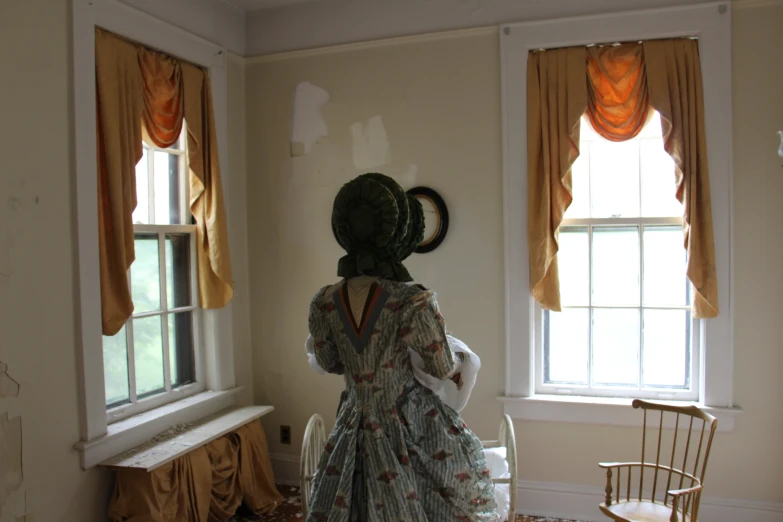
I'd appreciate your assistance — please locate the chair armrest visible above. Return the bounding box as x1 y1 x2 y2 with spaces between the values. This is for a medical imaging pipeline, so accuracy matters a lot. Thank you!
598 462 640 469
668 484 703 497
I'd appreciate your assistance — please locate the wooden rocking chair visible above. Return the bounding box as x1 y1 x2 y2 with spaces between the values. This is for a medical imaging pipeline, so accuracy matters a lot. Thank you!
599 399 718 522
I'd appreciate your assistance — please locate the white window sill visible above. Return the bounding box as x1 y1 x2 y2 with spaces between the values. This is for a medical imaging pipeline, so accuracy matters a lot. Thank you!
74 388 241 469
498 395 742 433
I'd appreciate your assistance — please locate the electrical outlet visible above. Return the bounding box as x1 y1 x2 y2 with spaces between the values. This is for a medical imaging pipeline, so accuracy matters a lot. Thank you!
280 425 291 445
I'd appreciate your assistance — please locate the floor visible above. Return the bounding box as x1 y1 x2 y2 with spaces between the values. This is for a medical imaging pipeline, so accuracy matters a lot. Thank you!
233 485 584 522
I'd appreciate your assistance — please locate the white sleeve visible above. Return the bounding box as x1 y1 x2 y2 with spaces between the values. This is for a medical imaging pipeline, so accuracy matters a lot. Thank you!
410 334 480 412
304 334 326 375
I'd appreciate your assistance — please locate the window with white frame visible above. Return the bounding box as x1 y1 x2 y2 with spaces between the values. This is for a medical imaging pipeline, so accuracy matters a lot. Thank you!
73 0 238 468
537 112 698 400
102 127 205 415
499 3 735 422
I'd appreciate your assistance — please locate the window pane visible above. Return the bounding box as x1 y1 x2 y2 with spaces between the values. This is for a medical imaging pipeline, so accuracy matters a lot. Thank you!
589 139 640 218
545 308 589 384
132 149 149 224
153 151 180 225
643 226 687 306
592 227 640 306
643 309 689 388
131 234 161 314
103 325 129 406
640 138 682 218
166 234 192 309
133 316 165 396
637 111 663 139
593 308 640 386
169 312 195 387
564 147 590 219
559 227 589 306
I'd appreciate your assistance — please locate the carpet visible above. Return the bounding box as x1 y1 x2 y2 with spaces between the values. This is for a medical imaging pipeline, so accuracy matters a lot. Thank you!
232 485 586 522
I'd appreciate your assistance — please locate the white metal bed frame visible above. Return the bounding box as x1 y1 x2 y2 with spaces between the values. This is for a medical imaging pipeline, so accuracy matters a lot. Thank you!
300 413 518 520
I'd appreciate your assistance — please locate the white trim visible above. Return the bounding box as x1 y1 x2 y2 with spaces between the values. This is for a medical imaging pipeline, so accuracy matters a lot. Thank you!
100 405 274 471
270 452 302 487
499 2 734 410
514 479 783 522
498 395 741 432
74 388 240 469
72 0 235 462
244 26 498 63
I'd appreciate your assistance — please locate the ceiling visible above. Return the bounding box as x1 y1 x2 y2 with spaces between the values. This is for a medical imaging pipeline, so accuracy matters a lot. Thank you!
224 0 325 10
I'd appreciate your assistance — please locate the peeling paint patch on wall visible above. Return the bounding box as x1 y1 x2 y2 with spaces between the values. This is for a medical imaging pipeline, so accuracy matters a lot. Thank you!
290 82 330 157
350 115 391 171
0 413 22 509
0 364 19 399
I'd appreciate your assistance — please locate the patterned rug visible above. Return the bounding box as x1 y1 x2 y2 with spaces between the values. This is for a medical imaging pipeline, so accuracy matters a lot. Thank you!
232 485 584 522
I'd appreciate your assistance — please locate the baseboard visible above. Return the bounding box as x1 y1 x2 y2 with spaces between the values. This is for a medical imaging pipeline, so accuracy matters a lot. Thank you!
269 454 783 521
270 452 301 487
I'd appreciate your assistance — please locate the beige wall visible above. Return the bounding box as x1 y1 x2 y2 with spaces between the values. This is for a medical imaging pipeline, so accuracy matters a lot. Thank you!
0 1 252 520
246 4 783 503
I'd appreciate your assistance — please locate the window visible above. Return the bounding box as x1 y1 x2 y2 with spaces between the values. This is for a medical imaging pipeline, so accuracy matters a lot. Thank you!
73 0 237 468
537 112 698 401
498 3 737 428
102 128 205 417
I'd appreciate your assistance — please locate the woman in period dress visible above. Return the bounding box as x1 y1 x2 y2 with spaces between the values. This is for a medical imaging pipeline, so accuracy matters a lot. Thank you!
304 173 499 522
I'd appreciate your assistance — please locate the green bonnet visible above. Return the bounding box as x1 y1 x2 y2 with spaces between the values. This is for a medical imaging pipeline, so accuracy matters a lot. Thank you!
332 173 424 281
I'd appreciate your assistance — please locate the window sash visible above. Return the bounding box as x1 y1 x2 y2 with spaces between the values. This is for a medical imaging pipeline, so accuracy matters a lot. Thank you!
535 216 700 400
107 225 204 421
106 123 202 419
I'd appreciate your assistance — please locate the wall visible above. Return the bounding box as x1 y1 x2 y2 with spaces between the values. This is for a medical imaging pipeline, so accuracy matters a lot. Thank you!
245 2 783 508
0 1 252 521
0 0 112 520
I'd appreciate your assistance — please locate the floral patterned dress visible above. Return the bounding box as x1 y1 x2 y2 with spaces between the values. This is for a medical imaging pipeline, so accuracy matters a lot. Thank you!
306 278 499 522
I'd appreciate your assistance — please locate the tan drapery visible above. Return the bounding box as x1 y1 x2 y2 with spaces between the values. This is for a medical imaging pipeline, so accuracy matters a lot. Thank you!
527 39 719 318
95 28 234 335
107 420 283 522
182 63 234 310
644 39 718 317
586 43 650 141
527 47 588 311
95 30 144 335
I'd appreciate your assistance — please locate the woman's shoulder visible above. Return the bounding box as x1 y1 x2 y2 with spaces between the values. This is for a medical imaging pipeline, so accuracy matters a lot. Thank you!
380 280 436 306
310 282 341 308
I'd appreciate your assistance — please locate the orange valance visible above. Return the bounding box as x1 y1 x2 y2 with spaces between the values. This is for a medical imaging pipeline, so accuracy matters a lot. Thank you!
586 43 650 141
108 421 283 521
95 28 234 336
527 39 719 318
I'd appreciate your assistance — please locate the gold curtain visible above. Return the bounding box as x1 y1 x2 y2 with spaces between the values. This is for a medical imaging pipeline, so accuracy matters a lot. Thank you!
527 39 719 318
107 420 283 522
95 28 234 336
644 39 718 317
95 30 144 335
182 63 234 309
527 47 588 311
